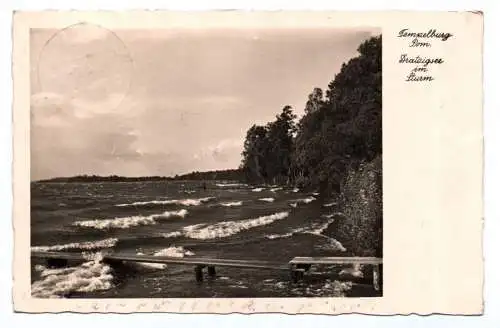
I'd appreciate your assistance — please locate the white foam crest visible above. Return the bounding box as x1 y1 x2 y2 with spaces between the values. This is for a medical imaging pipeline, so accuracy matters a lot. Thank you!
31 238 118 252
265 218 336 241
265 232 293 240
215 183 247 187
339 264 364 278
220 201 243 207
154 246 195 257
252 188 264 192
116 200 172 207
31 252 114 298
292 188 300 193
323 202 336 207
312 192 320 196
312 233 346 252
183 211 289 239
309 218 335 235
74 209 188 229
132 247 195 270
116 197 214 207
298 196 316 204
270 187 283 192
289 203 298 208
259 198 275 202
162 231 183 238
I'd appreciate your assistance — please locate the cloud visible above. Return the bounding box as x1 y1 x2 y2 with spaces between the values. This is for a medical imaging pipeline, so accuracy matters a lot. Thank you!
30 27 381 180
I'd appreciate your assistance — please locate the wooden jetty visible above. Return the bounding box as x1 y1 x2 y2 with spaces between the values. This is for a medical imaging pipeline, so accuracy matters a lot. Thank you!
31 251 383 290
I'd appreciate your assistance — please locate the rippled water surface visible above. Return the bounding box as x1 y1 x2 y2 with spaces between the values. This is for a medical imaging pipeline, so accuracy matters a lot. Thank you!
31 180 378 298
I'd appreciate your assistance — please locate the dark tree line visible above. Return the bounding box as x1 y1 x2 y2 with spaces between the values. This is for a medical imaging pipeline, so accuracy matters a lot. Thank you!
35 169 244 183
241 35 382 195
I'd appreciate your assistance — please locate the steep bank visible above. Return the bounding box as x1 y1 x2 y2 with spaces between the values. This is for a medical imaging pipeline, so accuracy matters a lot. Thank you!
324 155 382 257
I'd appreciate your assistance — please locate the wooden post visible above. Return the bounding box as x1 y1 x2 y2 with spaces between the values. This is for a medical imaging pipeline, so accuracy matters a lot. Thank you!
289 264 298 283
207 266 216 278
379 264 383 292
195 265 204 282
373 264 380 291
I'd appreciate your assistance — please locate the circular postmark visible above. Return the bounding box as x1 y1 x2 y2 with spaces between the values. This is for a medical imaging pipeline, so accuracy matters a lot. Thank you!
36 22 133 113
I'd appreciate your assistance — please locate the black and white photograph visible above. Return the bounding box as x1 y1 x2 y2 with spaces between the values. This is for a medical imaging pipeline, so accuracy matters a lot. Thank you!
29 24 383 299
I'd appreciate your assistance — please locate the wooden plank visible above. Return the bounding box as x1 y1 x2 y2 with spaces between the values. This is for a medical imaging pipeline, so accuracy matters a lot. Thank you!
289 257 383 265
31 251 290 270
109 254 290 270
31 251 87 261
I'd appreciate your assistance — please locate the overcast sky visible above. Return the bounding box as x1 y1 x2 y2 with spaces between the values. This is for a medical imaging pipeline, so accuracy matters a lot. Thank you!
30 25 380 180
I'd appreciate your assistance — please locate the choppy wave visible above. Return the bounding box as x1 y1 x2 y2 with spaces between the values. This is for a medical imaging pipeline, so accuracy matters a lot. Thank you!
251 188 264 192
184 211 289 239
259 198 275 202
116 197 214 207
309 219 335 235
215 183 247 187
300 196 317 203
290 279 353 297
162 211 290 240
133 246 195 270
287 197 316 208
31 238 118 252
293 196 316 204
220 201 243 207
266 232 293 240
31 253 114 298
313 233 346 252
265 218 338 242
74 209 188 229
339 264 364 278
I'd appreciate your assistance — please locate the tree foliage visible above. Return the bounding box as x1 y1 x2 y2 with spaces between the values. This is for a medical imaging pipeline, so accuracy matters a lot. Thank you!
240 35 382 256
241 35 382 192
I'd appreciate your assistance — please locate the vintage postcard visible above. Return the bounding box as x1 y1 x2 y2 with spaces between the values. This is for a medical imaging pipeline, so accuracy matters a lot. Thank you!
12 11 483 314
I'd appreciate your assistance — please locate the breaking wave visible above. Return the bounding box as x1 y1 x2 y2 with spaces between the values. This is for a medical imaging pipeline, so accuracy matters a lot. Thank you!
116 197 214 207
74 209 188 230
132 246 195 270
31 238 118 252
270 187 283 192
31 252 114 298
162 211 290 240
184 211 289 239
259 198 275 202
323 202 336 207
264 217 342 251
252 188 264 192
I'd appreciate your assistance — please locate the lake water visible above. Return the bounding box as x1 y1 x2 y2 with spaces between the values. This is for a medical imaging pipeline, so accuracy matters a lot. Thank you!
30 180 379 298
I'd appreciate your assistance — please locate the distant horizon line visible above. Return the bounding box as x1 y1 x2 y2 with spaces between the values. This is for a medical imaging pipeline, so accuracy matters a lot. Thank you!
31 167 243 182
